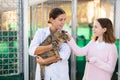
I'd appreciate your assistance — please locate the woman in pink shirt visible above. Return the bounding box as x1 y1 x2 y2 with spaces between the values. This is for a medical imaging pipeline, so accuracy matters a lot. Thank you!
67 18 118 80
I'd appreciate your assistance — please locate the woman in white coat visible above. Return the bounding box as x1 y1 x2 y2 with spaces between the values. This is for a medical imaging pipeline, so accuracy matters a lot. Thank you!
29 8 71 80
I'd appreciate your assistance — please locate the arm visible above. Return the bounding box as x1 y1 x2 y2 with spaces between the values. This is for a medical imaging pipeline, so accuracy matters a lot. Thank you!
67 38 92 56
34 44 52 55
89 45 118 74
29 29 53 56
36 56 61 65
37 43 71 65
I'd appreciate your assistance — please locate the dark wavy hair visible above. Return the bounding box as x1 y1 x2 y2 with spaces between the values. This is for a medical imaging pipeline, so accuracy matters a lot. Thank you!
48 8 66 23
95 18 116 43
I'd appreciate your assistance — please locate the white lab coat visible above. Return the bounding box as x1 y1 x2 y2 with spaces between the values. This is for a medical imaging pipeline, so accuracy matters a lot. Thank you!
29 27 71 80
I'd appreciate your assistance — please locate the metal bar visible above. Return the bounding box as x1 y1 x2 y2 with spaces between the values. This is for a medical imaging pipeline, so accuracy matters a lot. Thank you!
41 0 44 27
70 0 77 80
23 0 29 80
114 0 120 39
0 14 1 30
114 0 120 80
18 0 24 74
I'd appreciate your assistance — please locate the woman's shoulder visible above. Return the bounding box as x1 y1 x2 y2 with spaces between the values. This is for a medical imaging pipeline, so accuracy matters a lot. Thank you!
88 39 95 44
36 27 49 33
106 43 116 48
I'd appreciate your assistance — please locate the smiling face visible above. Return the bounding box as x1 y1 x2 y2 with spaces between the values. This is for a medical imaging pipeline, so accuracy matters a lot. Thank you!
48 8 66 33
50 14 66 30
93 18 116 43
93 20 106 40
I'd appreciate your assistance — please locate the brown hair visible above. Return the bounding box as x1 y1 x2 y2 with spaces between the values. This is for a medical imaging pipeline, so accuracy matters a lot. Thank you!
95 18 116 43
48 8 66 23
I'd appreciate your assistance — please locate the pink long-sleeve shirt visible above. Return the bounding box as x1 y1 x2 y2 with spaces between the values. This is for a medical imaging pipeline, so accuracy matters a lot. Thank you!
68 38 117 80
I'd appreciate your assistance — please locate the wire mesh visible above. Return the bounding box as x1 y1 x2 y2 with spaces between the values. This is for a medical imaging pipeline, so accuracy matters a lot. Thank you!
0 0 19 76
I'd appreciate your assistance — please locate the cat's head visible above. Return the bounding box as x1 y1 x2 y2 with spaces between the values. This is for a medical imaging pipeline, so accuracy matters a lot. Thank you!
54 30 69 42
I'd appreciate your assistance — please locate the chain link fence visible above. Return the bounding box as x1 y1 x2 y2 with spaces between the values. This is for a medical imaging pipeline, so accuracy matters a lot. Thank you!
0 0 24 80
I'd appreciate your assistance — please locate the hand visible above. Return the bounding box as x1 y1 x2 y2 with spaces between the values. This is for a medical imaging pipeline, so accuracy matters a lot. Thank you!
36 56 45 65
65 32 72 41
89 57 97 64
